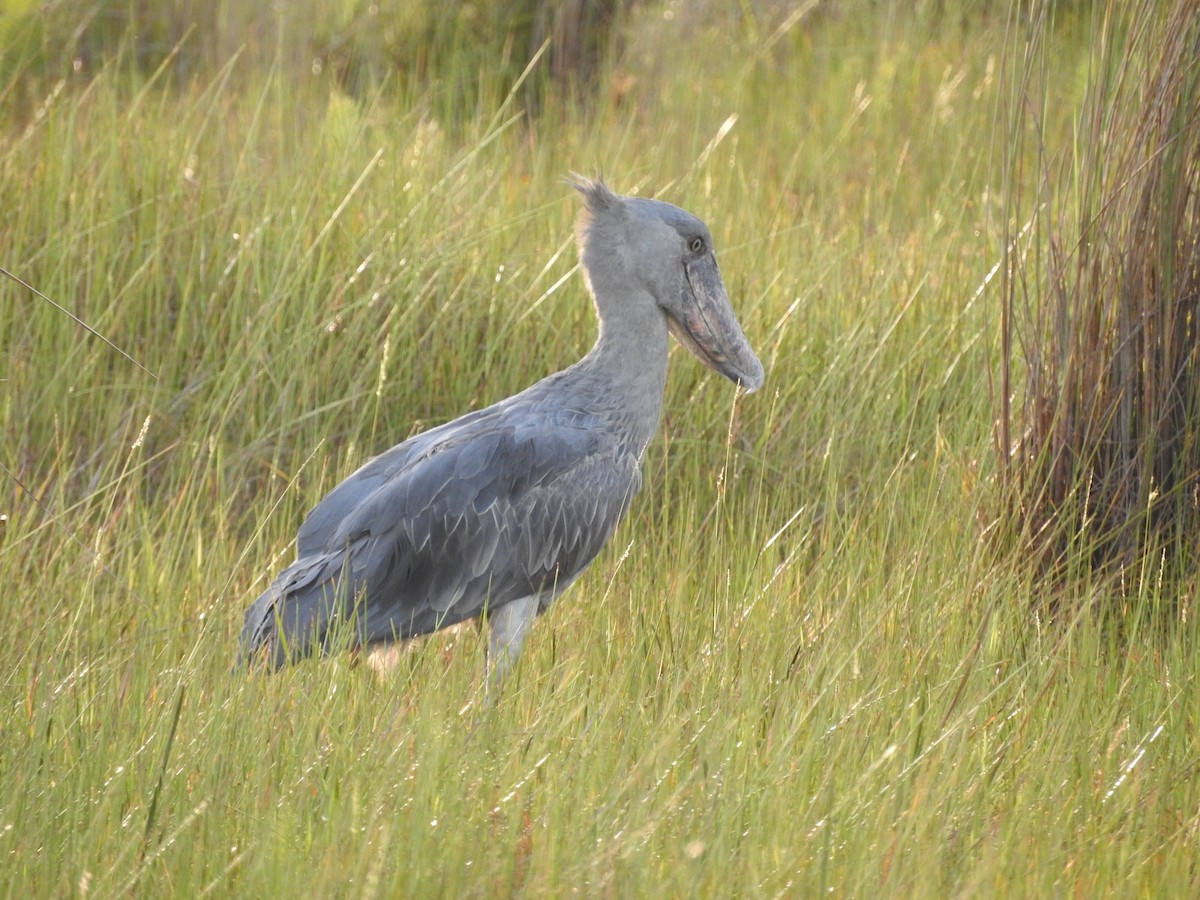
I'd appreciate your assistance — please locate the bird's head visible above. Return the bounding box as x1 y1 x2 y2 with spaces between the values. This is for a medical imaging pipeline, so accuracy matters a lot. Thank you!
572 176 765 393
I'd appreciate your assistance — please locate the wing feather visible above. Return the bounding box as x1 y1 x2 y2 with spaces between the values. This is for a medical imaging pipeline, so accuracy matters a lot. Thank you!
239 399 643 666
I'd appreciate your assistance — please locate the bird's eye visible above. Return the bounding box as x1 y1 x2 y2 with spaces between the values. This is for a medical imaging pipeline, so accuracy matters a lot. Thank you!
688 237 704 253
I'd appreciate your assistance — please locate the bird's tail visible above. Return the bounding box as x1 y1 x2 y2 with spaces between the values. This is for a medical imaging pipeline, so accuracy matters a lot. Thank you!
237 557 359 670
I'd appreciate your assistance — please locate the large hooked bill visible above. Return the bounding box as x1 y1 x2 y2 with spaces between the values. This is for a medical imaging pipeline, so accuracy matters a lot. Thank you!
668 252 765 392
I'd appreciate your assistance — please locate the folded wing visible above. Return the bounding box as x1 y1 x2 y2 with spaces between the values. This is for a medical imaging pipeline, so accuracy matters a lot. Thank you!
239 404 641 668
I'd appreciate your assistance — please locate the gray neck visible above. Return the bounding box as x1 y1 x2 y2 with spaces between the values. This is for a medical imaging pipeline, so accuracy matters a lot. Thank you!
572 285 670 456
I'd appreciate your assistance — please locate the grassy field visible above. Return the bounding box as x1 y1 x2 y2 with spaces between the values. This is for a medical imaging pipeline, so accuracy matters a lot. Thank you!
2 1 1197 895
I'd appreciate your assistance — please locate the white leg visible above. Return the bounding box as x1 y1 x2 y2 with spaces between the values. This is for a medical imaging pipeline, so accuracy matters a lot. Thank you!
487 596 540 687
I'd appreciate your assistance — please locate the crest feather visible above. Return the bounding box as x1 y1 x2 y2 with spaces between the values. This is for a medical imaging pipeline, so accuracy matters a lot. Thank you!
568 173 623 217
569 173 625 254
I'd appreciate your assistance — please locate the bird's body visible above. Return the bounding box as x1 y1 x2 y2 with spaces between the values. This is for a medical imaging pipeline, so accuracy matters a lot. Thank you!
239 177 763 679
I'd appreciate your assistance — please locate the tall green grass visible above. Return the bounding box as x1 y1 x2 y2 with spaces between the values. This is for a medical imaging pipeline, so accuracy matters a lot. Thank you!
2 1 1197 895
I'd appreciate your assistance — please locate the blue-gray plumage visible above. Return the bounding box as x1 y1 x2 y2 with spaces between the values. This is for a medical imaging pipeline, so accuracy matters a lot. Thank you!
238 177 764 680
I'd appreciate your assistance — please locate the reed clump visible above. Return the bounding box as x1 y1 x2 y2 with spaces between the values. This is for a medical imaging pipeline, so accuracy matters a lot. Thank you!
996 0 1200 612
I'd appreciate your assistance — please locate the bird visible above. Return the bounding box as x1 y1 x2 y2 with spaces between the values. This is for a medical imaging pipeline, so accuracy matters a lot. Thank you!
238 176 764 682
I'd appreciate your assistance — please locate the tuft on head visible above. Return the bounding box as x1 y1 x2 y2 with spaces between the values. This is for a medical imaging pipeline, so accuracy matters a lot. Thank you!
569 174 625 253
569 174 622 215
